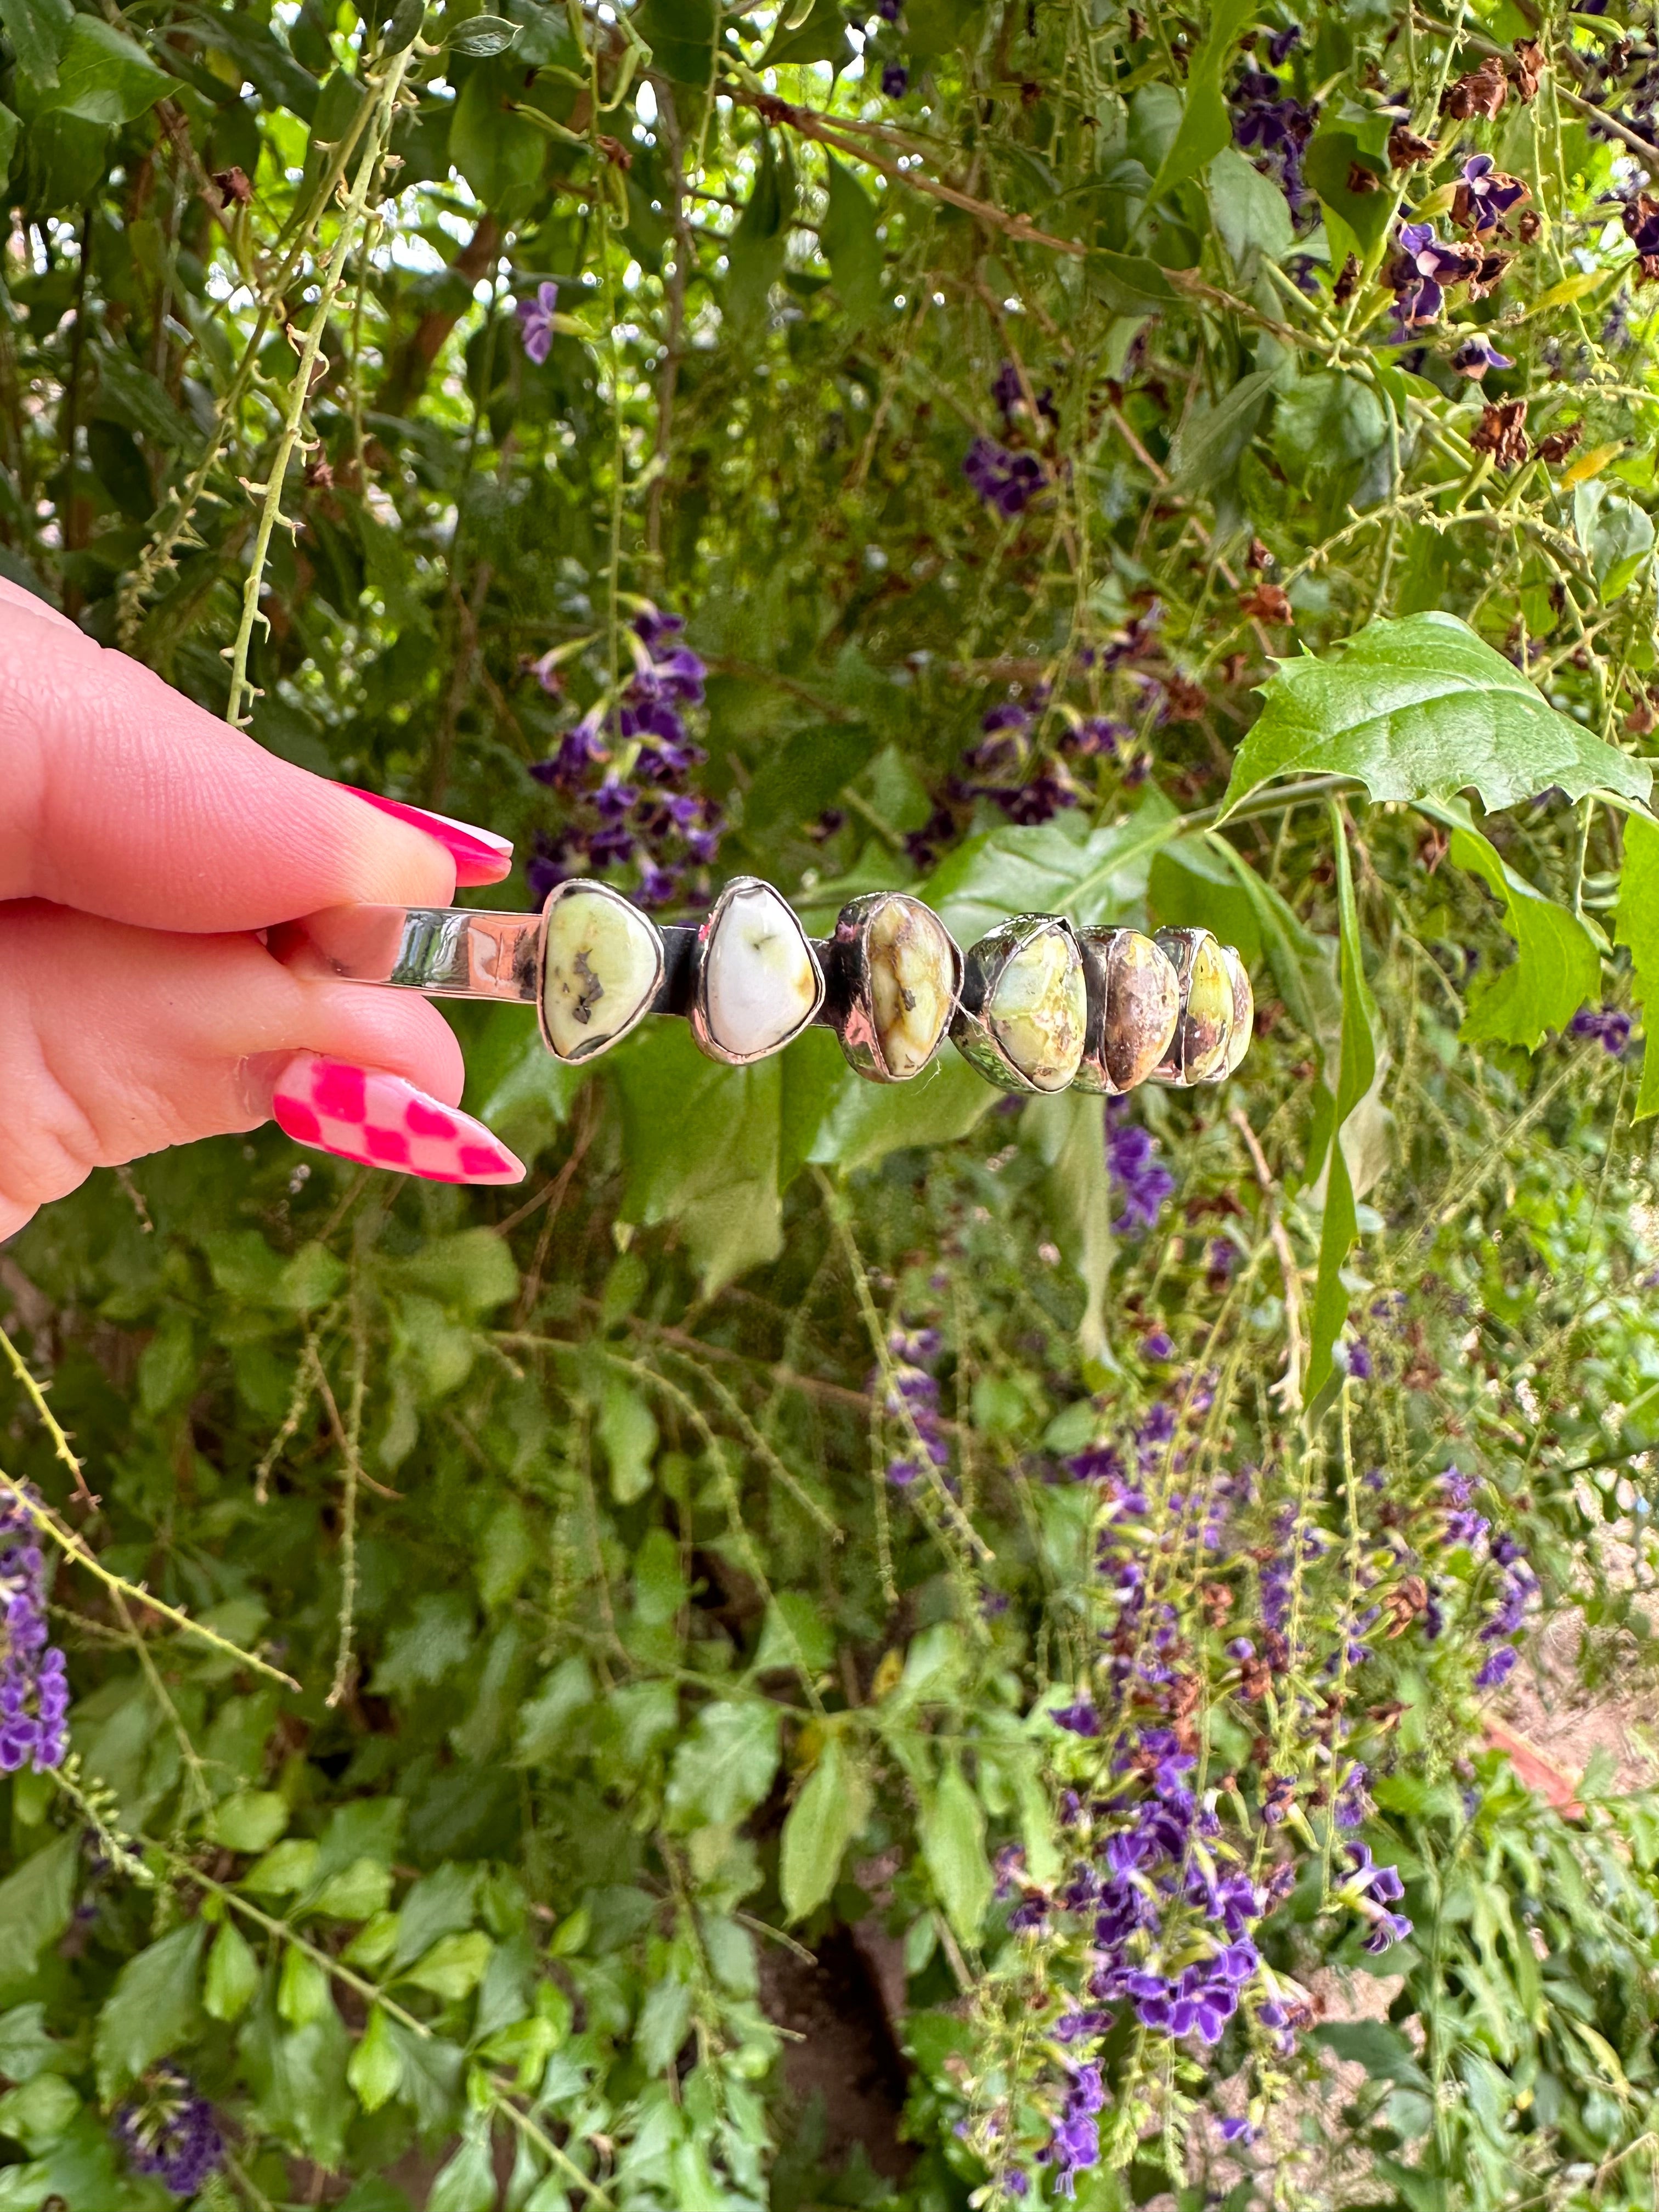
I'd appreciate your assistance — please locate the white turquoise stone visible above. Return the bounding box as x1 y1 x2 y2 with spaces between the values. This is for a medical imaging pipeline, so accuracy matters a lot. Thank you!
867 897 957 1076
541 887 662 1060
702 882 822 1059
987 926 1086 1090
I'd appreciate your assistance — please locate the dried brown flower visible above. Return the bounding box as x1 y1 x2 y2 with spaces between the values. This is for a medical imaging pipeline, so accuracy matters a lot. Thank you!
1453 169 1527 233
1466 250 1512 300
1347 161 1383 194
1388 124 1438 167
1443 57 1508 120
1533 421 1582 465
1239 581 1294 624
1334 252 1361 305
303 457 335 489
1246 534 1273 571
1517 208 1541 243
596 134 633 169
212 166 253 206
1164 674 1208 720
1471 397 1529 467
1512 38 1544 100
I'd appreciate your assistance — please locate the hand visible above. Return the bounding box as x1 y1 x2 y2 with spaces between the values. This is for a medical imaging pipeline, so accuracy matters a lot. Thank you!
0 583 526 1242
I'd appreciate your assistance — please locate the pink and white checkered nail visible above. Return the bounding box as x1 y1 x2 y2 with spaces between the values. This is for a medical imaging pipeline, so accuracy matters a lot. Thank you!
272 1054 526 1185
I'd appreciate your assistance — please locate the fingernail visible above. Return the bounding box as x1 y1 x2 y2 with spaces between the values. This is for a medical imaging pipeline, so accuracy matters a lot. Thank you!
342 787 514 887
272 1054 526 1184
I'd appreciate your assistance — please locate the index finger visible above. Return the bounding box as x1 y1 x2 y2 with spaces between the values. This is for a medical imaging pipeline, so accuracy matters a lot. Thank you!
0 588 511 929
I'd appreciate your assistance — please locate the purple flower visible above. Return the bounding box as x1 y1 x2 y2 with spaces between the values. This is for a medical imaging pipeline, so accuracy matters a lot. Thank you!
1053 1698 1102 1738
964 436 1044 517
1107 1113 1175 1235
881 60 908 96
1451 335 1515 377
114 2071 224 2198
1232 69 1315 207
1455 154 1528 235
516 280 560 366
1346 1338 1373 1381
1390 222 1479 330
1571 1004 1632 1055
1475 1644 1519 1689
1218 2116 1255 2145
1142 1329 1174 1362
1364 1909 1414 1955
0 1490 67 1774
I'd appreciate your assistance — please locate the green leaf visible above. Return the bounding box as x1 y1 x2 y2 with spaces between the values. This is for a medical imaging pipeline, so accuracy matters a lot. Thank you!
1617 811 1659 1119
635 1972 694 2072
212 1790 290 1854
0 101 18 185
1302 129 1394 261
277 1944 332 2028
1024 1091 1114 1369
94 1921 205 2102
1314 2020 1431 2091
780 1731 871 1921
94 346 190 449
448 12 519 54
396 1227 518 1312
449 61 544 214
1305 815 1378 1406
805 1054 997 1175
726 131 793 337
38 16 170 125
240 2000 354 2169
347 2005 403 2114
1201 837 1344 1081
0 2073 78 2155
204 1922 261 2023
921 791 1179 948
597 1371 658 1504
762 0 850 69
1082 248 1176 317
427 2129 497 2212
1273 370 1389 483
1166 368 1278 493
1207 146 1294 271
402 1929 492 2001
0 0 70 89
0 1837 77 1991
921 1758 992 1944
1220 613 1654 819
1441 810 1601 1051
610 1022 784 1291
1147 0 1259 201
633 0 715 84
664 1699 780 1829
820 157 882 326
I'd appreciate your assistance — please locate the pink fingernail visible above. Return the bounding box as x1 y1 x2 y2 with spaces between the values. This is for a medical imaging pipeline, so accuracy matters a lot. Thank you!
342 787 514 887
272 1054 526 1184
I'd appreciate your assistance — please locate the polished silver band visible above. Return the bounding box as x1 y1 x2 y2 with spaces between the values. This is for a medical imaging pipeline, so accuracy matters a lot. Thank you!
275 879 1252 1094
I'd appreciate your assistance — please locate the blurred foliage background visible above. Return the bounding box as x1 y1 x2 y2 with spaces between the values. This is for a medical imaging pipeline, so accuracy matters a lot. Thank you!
8 0 1659 2204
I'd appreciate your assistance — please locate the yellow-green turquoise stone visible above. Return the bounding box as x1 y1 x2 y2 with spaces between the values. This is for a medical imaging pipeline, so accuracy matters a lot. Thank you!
1176 936 1233 1082
867 898 957 1076
988 927 1086 1090
542 889 662 1060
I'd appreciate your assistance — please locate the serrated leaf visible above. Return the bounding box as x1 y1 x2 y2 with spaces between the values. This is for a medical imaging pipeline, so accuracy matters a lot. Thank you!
427 2129 496 2212
94 1921 205 2102
780 1731 870 1921
204 1921 261 2022
921 1758 992 1944
347 2006 403 2113
1221 613 1652 819
664 1699 780 1829
1438 809 1601 1051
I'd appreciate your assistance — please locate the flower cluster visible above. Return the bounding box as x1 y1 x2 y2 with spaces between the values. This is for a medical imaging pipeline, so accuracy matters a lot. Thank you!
1231 66 1314 210
1452 154 1528 236
1 1487 68 1774
1389 221 1482 331
1345 1843 1413 1954
1475 1531 1536 1690
1106 1104 1175 1236
528 608 721 910
114 2069 224 2198
882 1327 949 1488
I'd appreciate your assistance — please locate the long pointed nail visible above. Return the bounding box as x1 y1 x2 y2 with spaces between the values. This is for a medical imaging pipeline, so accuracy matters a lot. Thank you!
343 787 514 886
272 1054 526 1184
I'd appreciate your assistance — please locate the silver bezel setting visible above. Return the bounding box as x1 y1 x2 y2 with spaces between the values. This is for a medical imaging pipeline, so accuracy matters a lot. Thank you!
950 913 1086 1096
690 874 827 1067
1149 926 1235 1088
535 877 667 1064
828 893 966 1084
1210 943 1255 1083
1073 926 1182 1097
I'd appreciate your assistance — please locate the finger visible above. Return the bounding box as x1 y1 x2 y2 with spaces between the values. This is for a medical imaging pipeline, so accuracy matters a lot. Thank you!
0 904 523 1238
0 601 514 928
